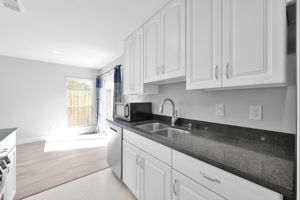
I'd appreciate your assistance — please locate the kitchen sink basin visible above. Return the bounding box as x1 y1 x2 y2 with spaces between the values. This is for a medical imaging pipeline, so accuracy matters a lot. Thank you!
135 123 169 132
135 122 191 138
153 128 191 137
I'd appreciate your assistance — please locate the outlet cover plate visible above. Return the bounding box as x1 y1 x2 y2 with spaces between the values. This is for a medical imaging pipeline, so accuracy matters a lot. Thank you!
216 104 225 116
249 105 263 121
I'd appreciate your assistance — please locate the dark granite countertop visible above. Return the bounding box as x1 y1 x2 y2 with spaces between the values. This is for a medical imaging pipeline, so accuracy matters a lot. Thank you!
107 117 295 199
0 128 17 141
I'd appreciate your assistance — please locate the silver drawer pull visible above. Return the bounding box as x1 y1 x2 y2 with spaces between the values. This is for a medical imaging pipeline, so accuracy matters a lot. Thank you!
200 172 221 184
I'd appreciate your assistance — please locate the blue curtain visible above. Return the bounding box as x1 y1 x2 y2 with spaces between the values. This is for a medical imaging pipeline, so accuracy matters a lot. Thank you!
96 76 102 133
113 65 123 114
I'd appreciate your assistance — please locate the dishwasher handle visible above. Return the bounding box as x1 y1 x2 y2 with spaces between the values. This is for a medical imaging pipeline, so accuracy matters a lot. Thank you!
109 127 118 133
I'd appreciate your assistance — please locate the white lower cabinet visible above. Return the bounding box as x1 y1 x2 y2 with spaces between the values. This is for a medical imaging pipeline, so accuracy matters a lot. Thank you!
140 151 171 200
172 170 225 200
6 146 16 200
172 150 283 200
122 129 283 200
123 141 141 198
122 139 171 200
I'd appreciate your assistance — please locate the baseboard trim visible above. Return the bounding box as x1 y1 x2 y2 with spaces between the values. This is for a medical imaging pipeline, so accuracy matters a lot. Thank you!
17 136 48 145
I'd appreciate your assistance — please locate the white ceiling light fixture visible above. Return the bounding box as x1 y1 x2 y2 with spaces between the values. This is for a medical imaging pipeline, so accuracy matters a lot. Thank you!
2 0 25 13
52 50 61 55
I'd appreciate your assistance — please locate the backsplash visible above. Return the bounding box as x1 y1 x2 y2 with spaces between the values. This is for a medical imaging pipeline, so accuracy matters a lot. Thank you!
125 80 296 134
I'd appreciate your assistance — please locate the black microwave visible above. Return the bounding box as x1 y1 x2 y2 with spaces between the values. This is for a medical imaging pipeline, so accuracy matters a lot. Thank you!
114 102 152 122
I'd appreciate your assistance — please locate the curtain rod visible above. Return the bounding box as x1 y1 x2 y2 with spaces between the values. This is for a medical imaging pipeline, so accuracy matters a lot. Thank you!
98 65 122 77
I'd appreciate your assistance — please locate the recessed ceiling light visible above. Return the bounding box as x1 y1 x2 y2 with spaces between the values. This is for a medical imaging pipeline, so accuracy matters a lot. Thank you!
52 50 61 55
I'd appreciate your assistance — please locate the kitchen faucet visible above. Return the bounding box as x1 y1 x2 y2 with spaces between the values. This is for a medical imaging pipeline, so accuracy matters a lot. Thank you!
159 98 178 126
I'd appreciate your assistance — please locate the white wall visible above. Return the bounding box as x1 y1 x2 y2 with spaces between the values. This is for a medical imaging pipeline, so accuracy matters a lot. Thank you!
0 55 98 143
103 55 296 134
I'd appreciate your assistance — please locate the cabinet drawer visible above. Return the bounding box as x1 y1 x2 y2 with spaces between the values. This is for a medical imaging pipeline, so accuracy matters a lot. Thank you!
123 129 172 166
172 150 282 200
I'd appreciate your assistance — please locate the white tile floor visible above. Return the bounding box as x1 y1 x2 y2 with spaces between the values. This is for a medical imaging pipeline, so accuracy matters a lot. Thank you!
23 168 136 200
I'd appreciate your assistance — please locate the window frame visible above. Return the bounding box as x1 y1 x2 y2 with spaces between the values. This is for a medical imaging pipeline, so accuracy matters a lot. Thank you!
65 77 95 128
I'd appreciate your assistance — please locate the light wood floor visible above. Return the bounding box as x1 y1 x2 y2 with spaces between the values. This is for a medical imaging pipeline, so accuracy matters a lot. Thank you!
15 135 108 200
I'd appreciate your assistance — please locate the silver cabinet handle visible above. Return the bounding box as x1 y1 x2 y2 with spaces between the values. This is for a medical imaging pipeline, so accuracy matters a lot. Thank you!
200 172 221 184
161 65 165 74
140 157 145 168
226 63 230 79
215 65 219 80
156 66 160 75
173 179 178 195
136 155 140 166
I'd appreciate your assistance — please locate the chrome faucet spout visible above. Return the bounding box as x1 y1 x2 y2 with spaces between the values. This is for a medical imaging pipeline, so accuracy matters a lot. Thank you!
159 98 178 126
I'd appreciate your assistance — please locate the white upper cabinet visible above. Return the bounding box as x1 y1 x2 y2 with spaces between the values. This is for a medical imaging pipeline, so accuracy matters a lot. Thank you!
186 0 286 90
186 0 222 90
124 36 135 95
160 0 186 81
124 27 159 95
144 13 161 83
132 28 144 94
222 0 286 88
143 0 186 84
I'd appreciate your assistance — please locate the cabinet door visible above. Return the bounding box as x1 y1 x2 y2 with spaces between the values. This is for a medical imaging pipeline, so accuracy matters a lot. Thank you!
140 151 171 200
144 14 162 83
172 170 225 200
160 0 186 81
123 36 135 95
186 0 222 90
222 0 286 87
123 141 141 199
132 28 144 94
6 147 16 200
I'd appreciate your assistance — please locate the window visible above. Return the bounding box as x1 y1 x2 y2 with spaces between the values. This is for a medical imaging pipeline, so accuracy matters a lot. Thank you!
66 78 93 127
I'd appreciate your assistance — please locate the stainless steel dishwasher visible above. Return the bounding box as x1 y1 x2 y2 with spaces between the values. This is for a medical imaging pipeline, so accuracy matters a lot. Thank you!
107 122 122 179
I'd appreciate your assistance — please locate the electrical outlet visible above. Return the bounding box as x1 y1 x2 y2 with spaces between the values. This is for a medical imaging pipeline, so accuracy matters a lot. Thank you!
216 104 225 116
249 106 263 121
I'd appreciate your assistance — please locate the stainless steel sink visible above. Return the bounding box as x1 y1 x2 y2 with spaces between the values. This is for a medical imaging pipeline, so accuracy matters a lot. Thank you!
135 122 191 138
135 123 169 132
152 128 191 137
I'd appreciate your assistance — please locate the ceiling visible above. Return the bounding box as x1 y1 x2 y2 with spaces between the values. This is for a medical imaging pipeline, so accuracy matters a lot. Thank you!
0 0 169 69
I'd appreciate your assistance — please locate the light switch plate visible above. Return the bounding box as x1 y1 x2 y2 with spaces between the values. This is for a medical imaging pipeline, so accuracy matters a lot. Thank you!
249 106 263 120
216 104 225 116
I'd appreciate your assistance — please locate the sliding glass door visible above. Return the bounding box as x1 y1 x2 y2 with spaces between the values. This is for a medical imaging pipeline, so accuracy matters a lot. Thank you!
101 72 114 133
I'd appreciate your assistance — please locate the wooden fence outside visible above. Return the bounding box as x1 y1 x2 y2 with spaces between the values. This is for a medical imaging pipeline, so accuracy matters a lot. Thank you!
67 91 92 127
